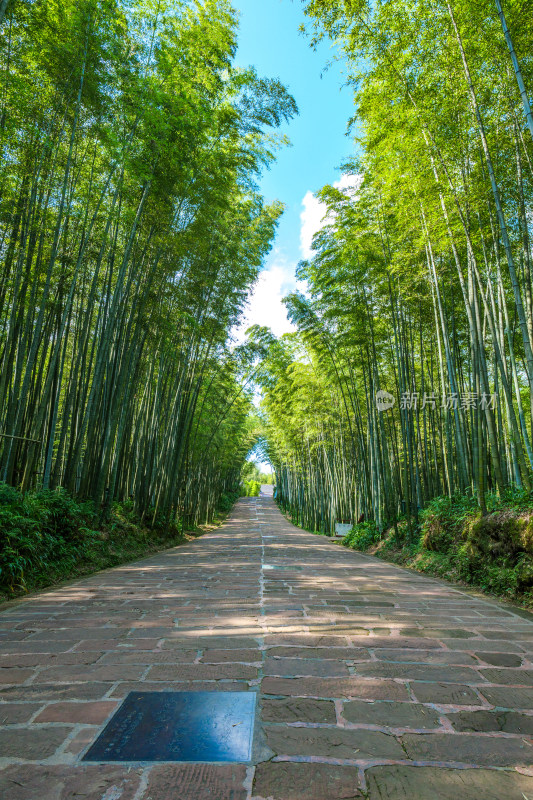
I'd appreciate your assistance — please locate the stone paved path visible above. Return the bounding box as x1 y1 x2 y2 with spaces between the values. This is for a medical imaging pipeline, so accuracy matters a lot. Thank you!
1 492 533 798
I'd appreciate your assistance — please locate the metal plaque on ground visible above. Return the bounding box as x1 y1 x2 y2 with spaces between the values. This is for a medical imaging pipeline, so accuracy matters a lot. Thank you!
83 691 256 762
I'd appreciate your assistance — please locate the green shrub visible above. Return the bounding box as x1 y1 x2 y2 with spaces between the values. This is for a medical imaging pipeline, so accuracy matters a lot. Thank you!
217 490 239 512
0 483 184 598
420 494 477 552
241 480 261 497
340 491 533 606
462 510 533 561
0 484 100 593
343 521 380 550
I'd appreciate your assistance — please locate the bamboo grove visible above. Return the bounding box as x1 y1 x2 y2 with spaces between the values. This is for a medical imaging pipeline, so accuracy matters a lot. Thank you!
0 0 297 526
256 0 533 534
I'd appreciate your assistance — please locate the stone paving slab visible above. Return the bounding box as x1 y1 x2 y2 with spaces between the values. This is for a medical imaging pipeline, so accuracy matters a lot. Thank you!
0 492 533 798
365 765 533 799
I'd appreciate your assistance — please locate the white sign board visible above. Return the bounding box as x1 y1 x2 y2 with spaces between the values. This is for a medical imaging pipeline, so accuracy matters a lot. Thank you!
334 522 352 539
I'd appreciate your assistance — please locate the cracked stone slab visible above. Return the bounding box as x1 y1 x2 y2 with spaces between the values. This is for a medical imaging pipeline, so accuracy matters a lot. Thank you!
252 761 363 799
265 725 405 760
0 765 142 800
342 699 441 729
365 765 533 799
401 732 533 766
144 764 248 800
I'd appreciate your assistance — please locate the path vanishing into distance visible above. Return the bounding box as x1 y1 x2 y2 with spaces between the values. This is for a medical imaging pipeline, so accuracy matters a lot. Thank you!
1 489 533 799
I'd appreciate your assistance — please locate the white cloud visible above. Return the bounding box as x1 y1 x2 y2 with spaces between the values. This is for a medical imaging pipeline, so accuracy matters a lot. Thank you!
335 173 361 193
300 191 328 260
233 256 297 344
232 175 361 346
299 173 361 260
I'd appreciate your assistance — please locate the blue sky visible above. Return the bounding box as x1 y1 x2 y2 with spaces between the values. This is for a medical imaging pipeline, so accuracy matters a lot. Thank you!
232 0 357 340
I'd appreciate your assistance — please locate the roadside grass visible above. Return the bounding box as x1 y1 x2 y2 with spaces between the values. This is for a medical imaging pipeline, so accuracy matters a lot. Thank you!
0 484 237 601
341 488 533 608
